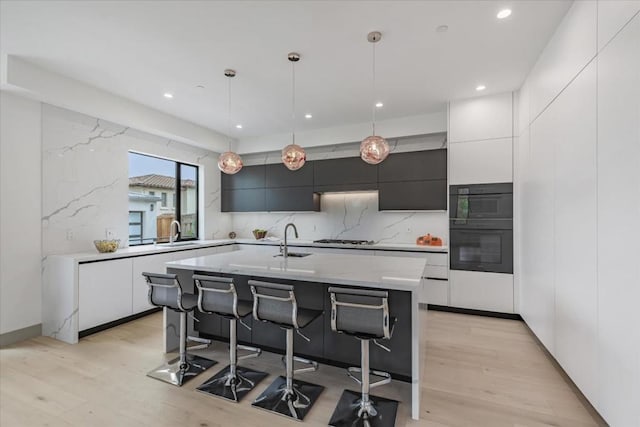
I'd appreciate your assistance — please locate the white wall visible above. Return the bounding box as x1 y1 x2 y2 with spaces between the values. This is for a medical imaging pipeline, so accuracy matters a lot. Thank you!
237 111 446 154
0 91 42 334
232 133 449 244
41 104 232 257
515 2 640 425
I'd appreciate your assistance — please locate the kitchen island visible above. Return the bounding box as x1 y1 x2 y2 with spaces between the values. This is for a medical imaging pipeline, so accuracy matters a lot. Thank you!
165 248 425 420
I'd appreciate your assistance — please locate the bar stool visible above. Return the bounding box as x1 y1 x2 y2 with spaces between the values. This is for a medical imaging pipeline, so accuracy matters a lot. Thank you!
327 287 398 427
248 280 325 421
193 274 268 402
142 272 217 386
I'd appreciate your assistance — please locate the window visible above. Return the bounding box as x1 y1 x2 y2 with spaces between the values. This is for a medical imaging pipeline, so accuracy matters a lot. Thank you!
128 152 199 245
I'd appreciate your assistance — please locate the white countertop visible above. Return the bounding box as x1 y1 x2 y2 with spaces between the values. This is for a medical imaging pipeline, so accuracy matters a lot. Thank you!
49 237 447 263
53 239 236 263
166 249 424 292
235 238 448 253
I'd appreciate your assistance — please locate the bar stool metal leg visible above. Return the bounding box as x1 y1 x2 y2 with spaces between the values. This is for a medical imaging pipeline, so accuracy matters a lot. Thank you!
147 311 217 386
197 318 268 402
329 339 398 427
252 328 324 421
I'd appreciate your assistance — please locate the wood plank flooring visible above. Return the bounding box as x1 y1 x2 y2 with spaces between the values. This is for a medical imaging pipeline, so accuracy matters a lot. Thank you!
0 310 605 426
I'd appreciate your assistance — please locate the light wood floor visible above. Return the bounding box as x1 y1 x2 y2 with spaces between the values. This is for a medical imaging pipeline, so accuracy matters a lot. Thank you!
0 310 605 427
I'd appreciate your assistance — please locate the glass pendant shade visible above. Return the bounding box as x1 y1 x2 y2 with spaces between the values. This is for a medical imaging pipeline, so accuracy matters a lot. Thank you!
218 151 243 174
281 144 306 171
360 135 390 165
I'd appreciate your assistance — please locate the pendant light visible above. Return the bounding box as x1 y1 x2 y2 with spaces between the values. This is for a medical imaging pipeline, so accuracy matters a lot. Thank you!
281 52 306 171
360 31 389 165
218 69 243 175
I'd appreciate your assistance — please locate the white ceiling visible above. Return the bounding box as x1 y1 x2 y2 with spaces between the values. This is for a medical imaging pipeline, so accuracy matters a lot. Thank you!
0 1 571 140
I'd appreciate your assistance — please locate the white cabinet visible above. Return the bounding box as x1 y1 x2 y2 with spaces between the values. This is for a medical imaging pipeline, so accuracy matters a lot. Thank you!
449 92 513 142
449 138 513 185
78 258 133 331
596 15 640 426
449 92 514 185
375 250 449 305
449 270 513 313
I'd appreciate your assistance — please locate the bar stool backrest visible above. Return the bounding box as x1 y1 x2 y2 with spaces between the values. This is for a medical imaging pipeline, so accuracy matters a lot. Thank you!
248 280 298 328
193 274 237 317
328 287 391 339
142 272 184 311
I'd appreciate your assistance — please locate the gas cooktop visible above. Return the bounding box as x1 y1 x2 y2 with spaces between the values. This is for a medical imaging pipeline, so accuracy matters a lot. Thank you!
313 239 375 245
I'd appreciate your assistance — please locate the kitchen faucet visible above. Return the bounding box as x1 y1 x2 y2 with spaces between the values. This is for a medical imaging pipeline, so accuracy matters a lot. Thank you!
283 223 298 258
169 220 181 244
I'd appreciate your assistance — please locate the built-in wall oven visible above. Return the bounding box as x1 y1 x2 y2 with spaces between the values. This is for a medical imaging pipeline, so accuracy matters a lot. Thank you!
449 183 513 274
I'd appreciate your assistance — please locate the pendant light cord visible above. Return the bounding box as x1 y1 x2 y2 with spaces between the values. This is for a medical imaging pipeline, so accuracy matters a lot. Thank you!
372 39 376 136
291 60 296 145
227 74 232 152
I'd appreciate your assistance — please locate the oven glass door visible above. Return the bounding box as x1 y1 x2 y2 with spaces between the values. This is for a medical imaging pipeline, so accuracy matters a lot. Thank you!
451 193 513 224
450 229 513 273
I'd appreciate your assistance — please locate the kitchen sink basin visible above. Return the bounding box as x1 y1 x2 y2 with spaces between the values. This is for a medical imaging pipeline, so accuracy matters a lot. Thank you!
273 252 312 258
158 241 199 247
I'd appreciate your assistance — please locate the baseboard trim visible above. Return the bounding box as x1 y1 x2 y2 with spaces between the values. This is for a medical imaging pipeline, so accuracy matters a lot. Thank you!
79 308 162 338
426 304 523 320
0 323 42 347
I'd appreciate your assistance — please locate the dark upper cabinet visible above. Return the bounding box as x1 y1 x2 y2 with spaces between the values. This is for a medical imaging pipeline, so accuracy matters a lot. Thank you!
221 188 266 212
378 149 447 182
313 157 378 192
221 165 266 190
266 163 314 188
379 180 447 211
266 187 320 212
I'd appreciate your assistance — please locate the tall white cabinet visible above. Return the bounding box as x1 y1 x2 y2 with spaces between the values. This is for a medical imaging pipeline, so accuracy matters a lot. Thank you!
448 91 515 314
516 3 640 425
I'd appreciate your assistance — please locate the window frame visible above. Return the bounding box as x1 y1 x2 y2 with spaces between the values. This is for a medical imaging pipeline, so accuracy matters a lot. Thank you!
128 151 200 246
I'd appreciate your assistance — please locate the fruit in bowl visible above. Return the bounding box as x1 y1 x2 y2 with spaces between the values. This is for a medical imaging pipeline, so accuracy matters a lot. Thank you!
94 239 120 253
252 229 267 240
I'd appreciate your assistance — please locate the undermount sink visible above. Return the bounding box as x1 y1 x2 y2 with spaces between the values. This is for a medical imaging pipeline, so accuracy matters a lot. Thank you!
273 252 312 258
158 241 198 247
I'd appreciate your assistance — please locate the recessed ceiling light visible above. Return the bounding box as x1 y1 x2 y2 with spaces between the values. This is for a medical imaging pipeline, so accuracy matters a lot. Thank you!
476 85 486 91
163 92 173 99
497 9 512 19
235 124 243 129
436 25 448 33
305 114 312 119
375 102 384 108
195 85 205 89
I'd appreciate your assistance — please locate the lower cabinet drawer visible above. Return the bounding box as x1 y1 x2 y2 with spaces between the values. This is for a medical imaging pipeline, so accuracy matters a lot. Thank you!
422 279 448 305
424 264 448 280
449 270 514 313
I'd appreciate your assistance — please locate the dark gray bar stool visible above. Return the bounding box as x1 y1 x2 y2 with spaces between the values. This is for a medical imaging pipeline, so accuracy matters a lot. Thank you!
142 272 217 386
248 280 325 421
327 287 398 427
193 274 268 402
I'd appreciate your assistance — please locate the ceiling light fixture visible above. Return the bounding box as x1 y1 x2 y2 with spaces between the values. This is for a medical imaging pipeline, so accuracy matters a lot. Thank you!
497 9 512 19
360 31 390 165
163 92 173 99
218 69 243 175
476 85 486 91
375 102 384 108
436 25 449 33
305 114 312 119
236 124 243 129
281 52 306 171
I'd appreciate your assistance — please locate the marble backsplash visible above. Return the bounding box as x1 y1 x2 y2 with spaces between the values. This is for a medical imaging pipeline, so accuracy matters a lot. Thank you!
41 104 231 257
231 192 448 244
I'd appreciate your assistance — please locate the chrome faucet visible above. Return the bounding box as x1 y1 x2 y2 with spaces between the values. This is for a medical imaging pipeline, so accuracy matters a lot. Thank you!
283 223 298 258
169 220 181 244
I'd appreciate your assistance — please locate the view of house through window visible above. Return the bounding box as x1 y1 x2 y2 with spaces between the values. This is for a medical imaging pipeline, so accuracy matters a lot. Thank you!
128 152 199 245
